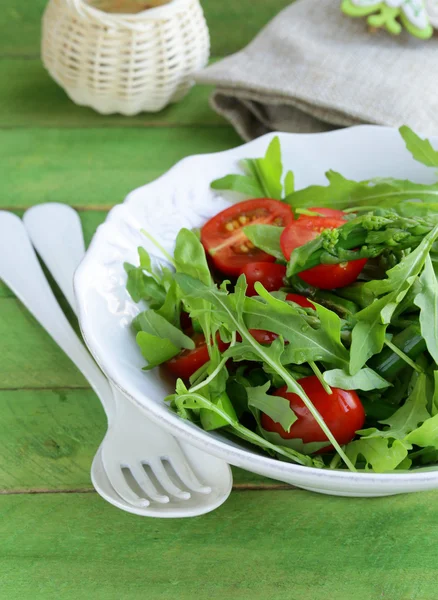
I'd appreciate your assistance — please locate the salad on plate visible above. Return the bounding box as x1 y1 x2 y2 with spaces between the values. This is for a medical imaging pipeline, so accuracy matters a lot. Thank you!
124 126 438 473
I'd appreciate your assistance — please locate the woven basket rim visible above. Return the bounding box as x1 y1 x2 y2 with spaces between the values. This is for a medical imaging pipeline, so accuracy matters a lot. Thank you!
66 0 194 23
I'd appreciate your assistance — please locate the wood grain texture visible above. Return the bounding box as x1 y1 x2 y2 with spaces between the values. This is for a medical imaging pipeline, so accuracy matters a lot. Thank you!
0 299 88 389
1 0 291 58
0 389 105 490
2 491 438 600
0 127 241 210
0 60 225 128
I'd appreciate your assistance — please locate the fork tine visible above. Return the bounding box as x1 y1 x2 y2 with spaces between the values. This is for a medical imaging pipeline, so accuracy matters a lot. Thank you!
148 459 191 500
105 465 151 508
166 455 212 495
130 463 170 504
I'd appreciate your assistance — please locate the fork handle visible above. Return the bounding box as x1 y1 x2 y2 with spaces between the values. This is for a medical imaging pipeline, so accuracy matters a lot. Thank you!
23 204 85 313
0 211 113 413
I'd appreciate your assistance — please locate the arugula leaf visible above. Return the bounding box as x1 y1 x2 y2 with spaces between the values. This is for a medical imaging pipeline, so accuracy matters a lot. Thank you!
243 224 284 260
124 262 166 306
349 224 438 373
174 228 211 286
260 428 328 455
399 125 438 168
326 281 375 310
246 381 297 432
200 392 237 431
243 293 349 369
124 245 177 311
358 373 430 440
433 371 438 417
285 171 357 209
414 255 438 364
168 382 317 466
175 273 356 470
136 332 180 369
138 246 152 272
284 171 295 196
406 414 438 449
312 302 347 353
223 340 267 363
345 438 410 472
323 368 390 391
210 174 263 197
133 309 194 350
210 137 293 202
252 136 283 200
174 227 216 344
156 278 180 325
288 171 438 211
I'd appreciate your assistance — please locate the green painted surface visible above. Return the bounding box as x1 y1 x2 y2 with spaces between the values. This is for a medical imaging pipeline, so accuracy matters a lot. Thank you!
0 389 105 490
0 60 224 128
2 491 438 600
0 0 291 58
0 127 241 209
2 2 438 597
0 299 88 389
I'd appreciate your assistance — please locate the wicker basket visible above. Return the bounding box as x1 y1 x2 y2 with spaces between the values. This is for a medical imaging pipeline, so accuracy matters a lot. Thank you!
41 0 210 114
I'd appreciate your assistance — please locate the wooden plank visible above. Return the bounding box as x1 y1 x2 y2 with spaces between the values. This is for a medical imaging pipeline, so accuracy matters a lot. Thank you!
0 389 105 491
0 60 225 128
0 388 277 491
0 127 241 210
1 0 291 58
0 298 87 389
2 491 438 599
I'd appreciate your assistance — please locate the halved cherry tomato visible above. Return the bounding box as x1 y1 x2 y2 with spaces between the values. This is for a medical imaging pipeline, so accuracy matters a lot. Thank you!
261 376 365 450
280 217 367 289
285 293 314 309
240 262 286 296
166 333 228 380
201 198 293 276
297 207 346 220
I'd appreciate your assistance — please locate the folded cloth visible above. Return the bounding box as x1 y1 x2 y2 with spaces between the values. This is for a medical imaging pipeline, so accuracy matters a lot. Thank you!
195 0 438 140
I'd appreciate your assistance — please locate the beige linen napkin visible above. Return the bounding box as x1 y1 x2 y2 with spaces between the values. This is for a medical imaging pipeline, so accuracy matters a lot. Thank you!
196 0 438 140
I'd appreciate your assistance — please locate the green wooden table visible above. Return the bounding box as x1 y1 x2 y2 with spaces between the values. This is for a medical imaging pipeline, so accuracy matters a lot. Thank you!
1 3 438 598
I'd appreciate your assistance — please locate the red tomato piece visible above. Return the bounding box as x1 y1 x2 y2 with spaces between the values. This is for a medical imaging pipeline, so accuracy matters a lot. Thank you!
249 329 278 344
280 216 367 289
285 293 314 309
297 207 346 220
236 330 278 344
240 262 286 296
166 333 228 380
297 259 367 289
261 376 365 450
201 198 293 276
237 329 278 344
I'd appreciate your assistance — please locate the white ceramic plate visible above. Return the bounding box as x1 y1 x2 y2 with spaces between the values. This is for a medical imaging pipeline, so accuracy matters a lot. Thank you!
75 126 438 497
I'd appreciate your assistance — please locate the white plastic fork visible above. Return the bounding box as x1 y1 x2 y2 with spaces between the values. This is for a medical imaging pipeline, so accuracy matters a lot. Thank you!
0 208 232 517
